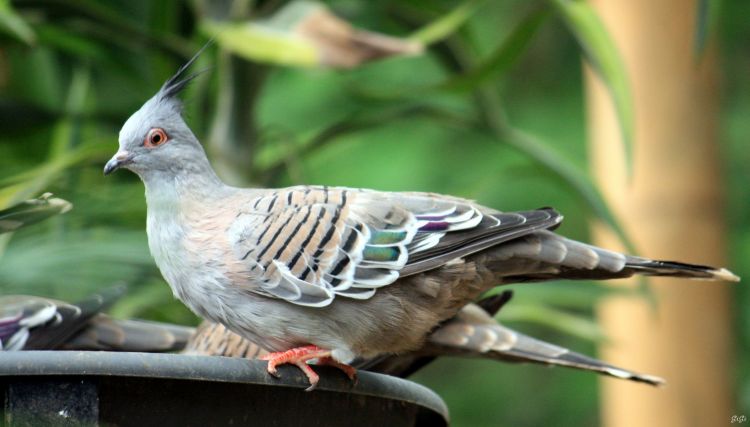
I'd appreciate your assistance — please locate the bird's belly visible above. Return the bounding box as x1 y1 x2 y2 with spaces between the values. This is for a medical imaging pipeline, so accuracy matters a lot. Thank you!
145 213 451 360
146 217 218 318
145 216 284 347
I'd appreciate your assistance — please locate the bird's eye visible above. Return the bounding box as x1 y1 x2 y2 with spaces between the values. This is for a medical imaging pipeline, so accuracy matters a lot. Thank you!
144 128 169 148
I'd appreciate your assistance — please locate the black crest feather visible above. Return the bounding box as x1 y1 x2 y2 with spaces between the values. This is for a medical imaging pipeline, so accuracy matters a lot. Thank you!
159 41 213 99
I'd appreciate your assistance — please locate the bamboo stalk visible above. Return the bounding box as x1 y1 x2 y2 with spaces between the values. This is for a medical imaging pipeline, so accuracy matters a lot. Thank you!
585 1 734 426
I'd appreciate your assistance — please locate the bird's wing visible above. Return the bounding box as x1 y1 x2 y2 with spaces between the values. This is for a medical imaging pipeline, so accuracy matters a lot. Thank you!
0 296 59 350
230 186 561 307
62 316 195 352
0 286 125 351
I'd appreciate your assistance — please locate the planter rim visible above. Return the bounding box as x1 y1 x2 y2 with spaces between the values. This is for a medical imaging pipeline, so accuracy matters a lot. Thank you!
0 351 448 422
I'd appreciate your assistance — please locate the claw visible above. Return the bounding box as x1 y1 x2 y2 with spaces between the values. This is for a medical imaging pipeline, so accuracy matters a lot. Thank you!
266 365 281 378
297 362 321 391
258 345 357 391
319 356 358 383
259 351 282 378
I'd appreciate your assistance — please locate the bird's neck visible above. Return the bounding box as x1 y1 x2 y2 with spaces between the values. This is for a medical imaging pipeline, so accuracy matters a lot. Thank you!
142 165 228 214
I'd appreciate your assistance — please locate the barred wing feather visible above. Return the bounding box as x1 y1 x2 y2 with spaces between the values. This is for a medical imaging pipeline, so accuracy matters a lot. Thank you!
231 186 561 307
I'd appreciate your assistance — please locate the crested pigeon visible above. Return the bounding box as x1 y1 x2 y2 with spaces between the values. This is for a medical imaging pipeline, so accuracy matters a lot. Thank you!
104 50 738 390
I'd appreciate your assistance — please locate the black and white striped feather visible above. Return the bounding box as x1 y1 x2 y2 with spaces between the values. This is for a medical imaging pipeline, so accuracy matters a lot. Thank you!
230 186 559 307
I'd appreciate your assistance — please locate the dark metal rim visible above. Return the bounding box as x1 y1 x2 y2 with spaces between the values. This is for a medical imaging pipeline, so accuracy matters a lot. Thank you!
0 351 449 422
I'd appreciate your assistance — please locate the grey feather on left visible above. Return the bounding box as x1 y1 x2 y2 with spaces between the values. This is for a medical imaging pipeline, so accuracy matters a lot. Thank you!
0 287 193 353
0 286 126 351
62 316 194 352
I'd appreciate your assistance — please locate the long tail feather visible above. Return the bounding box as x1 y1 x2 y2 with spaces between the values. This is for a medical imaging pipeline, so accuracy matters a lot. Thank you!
624 259 739 282
490 231 740 284
488 331 664 386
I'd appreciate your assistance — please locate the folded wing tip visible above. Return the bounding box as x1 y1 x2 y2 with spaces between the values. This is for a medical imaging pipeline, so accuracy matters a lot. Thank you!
605 366 666 387
713 268 740 282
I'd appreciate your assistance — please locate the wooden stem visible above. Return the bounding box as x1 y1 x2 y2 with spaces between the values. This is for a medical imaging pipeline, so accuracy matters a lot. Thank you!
586 1 734 426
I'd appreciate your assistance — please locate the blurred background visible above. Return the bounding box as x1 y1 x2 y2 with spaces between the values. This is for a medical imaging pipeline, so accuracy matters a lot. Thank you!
0 0 746 426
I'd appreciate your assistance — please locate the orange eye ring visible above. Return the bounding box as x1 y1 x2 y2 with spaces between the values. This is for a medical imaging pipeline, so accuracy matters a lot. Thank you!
144 128 169 148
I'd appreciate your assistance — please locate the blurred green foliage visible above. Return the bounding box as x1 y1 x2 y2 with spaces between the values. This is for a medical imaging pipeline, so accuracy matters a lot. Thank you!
0 0 746 425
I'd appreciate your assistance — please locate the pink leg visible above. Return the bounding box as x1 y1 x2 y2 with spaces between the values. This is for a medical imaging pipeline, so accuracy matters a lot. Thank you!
259 345 357 391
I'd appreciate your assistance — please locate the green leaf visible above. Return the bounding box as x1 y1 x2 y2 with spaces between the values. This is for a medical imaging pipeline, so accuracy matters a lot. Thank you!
202 20 319 68
499 303 606 342
438 8 550 92
35 24 110 64
408 0 485 46
0 143 109 209
0 193 72 234
256 105 470 183
463 43 634 253
551 0 633 176
0 229 154 294
487 281 629 310
350 8 549 100
0 233 11 260
203 1 420 69
0 66 103 210
496 127 636 254
0 0 36 45
49 67 91 158
694 0 719 57
108 280 172 319
59 0 192 57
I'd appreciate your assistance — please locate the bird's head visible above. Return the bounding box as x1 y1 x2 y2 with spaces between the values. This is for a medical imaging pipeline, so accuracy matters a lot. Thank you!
104 47 209 179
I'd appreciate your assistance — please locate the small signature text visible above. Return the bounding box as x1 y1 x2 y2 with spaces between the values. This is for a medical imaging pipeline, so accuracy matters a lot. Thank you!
731 415 747 424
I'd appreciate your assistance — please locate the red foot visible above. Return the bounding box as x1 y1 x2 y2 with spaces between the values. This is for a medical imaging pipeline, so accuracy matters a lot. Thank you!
259 345 357 391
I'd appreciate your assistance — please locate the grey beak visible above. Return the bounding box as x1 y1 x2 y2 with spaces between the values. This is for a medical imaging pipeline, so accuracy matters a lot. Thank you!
104 151 132 176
